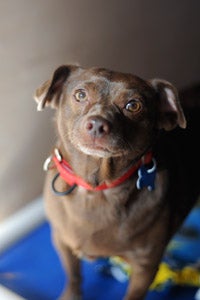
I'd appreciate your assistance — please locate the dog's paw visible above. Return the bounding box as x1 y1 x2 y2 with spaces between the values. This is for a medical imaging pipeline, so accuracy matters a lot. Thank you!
59 296 82 300
58 291 82 300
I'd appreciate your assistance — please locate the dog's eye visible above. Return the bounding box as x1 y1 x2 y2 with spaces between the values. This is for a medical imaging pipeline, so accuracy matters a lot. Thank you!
74 89 87 102
125 100 142 113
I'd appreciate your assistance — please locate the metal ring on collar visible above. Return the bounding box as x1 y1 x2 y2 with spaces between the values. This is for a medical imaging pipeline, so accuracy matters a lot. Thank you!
51 173 77 196
54 148 62 161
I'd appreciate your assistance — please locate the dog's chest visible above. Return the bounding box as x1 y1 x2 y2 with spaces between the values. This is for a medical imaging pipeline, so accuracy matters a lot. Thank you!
59 187 131 255
58 184 159 258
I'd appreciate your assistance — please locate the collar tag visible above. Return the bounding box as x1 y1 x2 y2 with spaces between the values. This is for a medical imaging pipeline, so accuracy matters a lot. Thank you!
136 158 156 191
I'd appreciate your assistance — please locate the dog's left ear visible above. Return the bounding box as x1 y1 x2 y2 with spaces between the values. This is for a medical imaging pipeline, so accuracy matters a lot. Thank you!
34 65 78 111
150 79 186 131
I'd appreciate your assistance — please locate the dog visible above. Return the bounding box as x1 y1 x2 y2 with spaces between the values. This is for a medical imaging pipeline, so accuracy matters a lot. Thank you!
34 65 200 300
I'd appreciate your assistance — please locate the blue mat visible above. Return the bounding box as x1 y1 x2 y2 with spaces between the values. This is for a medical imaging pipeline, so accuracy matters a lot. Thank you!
0 206 200 300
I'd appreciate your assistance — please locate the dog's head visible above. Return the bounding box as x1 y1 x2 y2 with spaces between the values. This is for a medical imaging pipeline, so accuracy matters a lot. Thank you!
34 65 186 159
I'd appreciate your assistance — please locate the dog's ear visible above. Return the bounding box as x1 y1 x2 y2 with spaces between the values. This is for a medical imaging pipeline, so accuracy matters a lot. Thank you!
34 65 78 111
150 79 186 131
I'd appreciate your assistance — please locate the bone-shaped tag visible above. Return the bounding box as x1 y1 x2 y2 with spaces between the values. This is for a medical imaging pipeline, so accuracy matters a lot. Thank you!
136 159 156 191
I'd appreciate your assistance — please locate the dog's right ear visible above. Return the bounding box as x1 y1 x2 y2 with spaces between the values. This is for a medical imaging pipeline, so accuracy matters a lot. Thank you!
34 65 78 111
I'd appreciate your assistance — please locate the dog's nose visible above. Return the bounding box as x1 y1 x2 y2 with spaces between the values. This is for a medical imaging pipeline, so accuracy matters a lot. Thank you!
86 116 110 138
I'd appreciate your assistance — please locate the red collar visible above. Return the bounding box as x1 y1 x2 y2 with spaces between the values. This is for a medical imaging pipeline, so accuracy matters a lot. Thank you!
48 149 153 191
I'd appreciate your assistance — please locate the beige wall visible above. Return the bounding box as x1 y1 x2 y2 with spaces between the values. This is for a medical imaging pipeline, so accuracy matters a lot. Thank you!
0 0 200 221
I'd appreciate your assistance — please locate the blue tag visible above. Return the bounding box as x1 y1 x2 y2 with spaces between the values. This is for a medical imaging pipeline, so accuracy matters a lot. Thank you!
136 159 156 191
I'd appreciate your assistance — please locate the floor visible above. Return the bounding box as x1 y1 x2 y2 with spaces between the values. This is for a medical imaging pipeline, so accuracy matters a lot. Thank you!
0 205 200 300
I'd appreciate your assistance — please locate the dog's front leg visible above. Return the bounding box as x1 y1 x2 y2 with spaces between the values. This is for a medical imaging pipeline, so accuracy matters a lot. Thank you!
53 233 82 300
123 258 159 300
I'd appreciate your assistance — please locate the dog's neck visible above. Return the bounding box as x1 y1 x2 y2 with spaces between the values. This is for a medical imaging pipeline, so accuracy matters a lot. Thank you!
57 141 137 187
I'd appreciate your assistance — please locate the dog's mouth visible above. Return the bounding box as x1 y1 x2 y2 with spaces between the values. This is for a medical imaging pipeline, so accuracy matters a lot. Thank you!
70 126 137 158
75 141 131 158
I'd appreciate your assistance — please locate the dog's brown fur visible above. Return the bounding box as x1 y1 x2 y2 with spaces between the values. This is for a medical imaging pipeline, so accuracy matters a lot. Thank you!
35 66 200 300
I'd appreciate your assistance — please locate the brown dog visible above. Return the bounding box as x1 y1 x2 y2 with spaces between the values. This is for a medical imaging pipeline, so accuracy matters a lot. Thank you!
34 65 200 300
